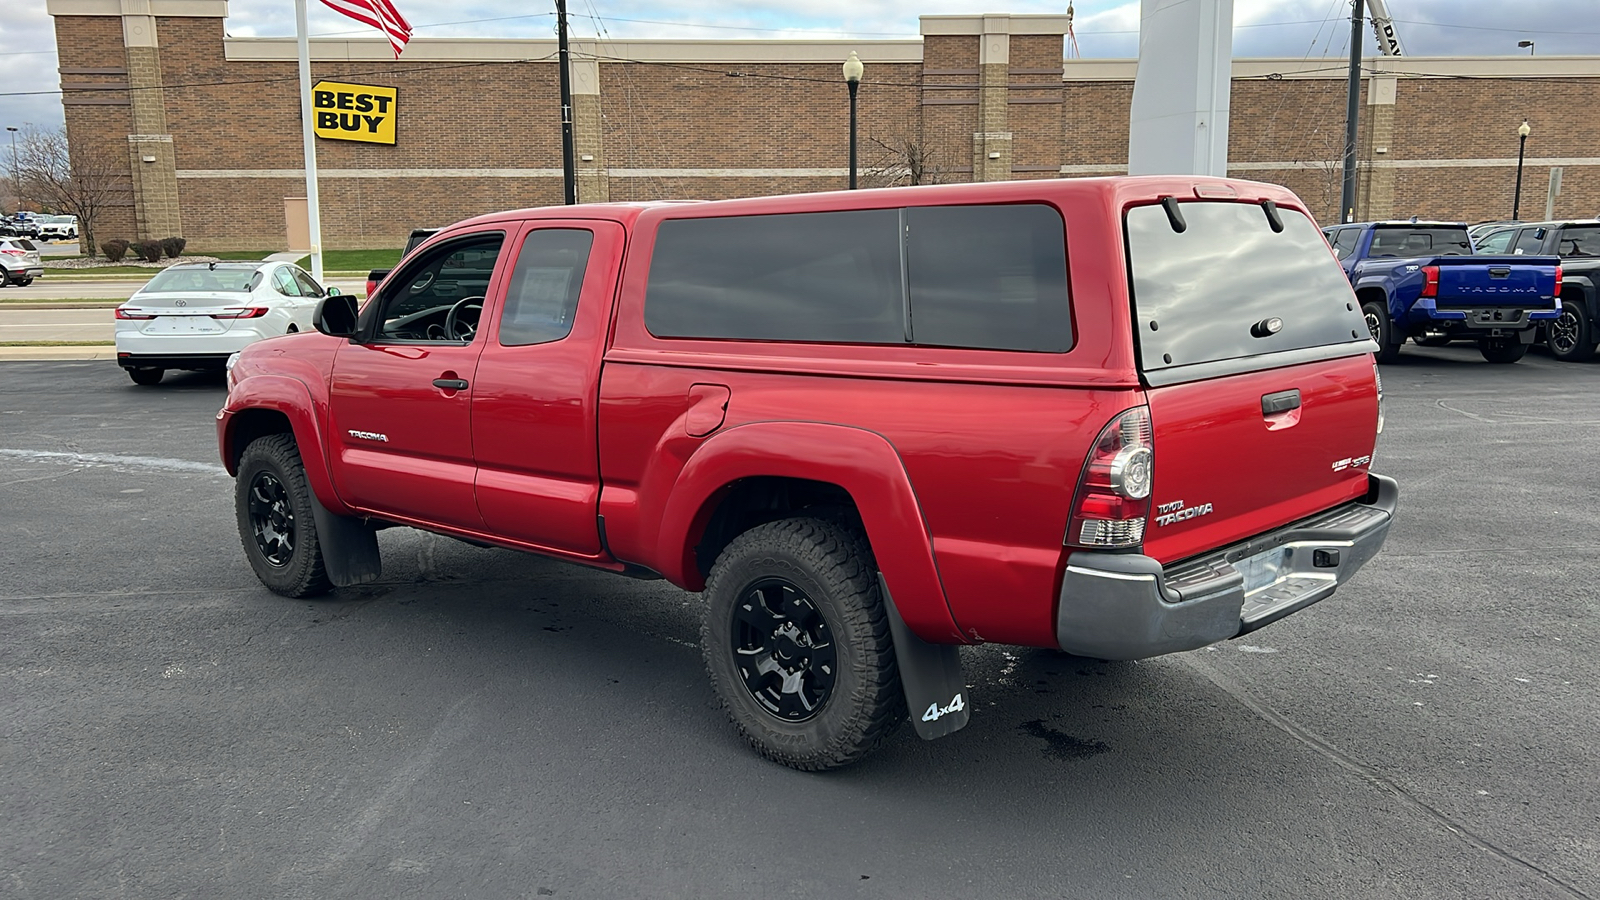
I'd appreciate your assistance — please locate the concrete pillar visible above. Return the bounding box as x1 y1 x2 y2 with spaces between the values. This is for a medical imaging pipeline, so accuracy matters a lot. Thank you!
973 15 1012 182
1358 76 1397 221
570 41 608 203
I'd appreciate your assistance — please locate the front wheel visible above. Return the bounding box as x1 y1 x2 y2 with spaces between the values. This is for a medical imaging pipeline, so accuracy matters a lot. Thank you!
702 517 905 771
1479 336 1529 364
235 434 332 598
1362 301 1402 363
1548 299 1597 362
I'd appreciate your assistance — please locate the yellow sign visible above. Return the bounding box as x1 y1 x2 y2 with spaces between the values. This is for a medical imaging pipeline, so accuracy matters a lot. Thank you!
311 81 398 145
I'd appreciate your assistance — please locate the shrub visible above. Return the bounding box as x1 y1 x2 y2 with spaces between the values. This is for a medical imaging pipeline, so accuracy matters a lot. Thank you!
135 239 163 263
100 239 131 263
161 236 186 259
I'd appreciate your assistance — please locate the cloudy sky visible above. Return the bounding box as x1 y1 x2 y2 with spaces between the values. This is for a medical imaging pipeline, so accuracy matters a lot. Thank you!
2 0 1596 130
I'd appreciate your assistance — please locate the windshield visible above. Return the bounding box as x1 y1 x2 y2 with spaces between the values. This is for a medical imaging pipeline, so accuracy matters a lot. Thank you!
140 267 259 293
1126 200 1367 372
1368 226 1472 257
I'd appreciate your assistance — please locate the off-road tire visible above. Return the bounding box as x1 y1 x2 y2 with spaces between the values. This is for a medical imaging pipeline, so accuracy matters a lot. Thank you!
1548 298 1597 362
126 367 164 385
235 434 332 598
702 517 905 770
1362 301 1402 363
1479 336 1528 364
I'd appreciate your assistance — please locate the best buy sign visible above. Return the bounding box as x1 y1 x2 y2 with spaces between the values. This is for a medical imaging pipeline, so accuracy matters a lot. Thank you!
312 81 397 145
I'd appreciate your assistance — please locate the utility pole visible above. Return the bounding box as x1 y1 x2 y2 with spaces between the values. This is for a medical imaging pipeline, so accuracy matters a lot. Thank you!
556 0 577 205
1340 0 1365 224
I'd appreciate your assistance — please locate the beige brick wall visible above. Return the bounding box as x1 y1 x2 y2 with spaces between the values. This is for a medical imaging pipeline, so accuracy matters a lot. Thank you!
50 11 1600 248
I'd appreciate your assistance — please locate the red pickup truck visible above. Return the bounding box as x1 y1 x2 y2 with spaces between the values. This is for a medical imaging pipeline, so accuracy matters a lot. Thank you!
219 177 1397 769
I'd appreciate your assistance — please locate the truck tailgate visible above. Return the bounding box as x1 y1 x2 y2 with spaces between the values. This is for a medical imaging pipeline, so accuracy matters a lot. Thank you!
1141 354 1378 565
1432 254 1559 307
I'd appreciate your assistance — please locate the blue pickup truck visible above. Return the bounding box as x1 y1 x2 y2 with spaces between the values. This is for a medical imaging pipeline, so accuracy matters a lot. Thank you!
1325 221 1562 363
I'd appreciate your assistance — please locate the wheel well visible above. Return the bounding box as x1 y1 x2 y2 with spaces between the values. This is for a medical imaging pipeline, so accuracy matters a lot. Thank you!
227 408 295 470
1355 286 1388 310
693 476 861 579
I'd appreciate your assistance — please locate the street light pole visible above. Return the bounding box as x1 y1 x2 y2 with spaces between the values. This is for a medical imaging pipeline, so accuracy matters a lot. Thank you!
1339 0 1365 224
556 0 576 205
1512 119 1531 220
1518 40 1535 55
5 126 18 213
843 51 863 190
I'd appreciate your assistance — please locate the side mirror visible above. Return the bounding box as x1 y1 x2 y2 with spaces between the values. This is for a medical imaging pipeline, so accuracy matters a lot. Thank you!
326 286 341 297
313 293 360 338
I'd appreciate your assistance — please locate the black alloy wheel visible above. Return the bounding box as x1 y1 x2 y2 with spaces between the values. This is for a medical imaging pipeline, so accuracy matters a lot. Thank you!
730 578 838 722
234 434 332 597
247 471 296 567
1548 299 1597 362
1361 301 1401 363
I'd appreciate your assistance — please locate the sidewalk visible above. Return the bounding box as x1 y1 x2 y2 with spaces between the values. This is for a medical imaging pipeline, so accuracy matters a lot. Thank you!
0 346 118 361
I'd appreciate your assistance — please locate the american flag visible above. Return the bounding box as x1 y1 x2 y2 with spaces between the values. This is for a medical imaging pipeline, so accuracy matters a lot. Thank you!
318 0 413 58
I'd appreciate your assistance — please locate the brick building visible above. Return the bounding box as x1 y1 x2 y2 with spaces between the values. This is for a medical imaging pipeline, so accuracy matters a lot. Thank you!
47 0 1600 250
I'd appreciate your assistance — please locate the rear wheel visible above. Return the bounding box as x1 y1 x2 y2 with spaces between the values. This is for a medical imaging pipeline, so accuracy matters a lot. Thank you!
702 517 905 770
1362 301 1401 363
235 434 332 598
126 367 164 385
1479 337 1528 364
1547 299 1597 362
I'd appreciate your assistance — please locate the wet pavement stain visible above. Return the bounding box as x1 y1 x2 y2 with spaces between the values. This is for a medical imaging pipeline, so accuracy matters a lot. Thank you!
1020 719 1111 760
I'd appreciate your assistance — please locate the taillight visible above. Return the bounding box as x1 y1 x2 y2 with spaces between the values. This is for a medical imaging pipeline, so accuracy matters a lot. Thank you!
114 307 153 320
0 248 23 257
210 307 269 319
1554 265 1563 298
365 279 378 297
1066 406 1153 550
1374 363 1384 435
1419 265 1439 298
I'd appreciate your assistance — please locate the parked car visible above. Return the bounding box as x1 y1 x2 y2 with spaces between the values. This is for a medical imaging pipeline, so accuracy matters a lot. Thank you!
37 215 78 240
1325 220 1561 363
1469 220 1519 245
365 227 438 298
114 261 338 385
1473 219 1600 360
220 178 1397 770
2 217 41 239
0 237 44 286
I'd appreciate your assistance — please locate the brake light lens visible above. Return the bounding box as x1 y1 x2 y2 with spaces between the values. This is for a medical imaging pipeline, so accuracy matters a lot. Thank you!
0 248 24 257
114 307 153 320
210 307 269 319
1374 363 1384 435
1066 406 1153 550
1419 265 1439 298
1554 265 1563 298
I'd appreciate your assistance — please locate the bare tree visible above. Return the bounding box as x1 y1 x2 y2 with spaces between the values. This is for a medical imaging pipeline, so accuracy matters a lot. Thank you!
861 129 947 189
15 126 129 257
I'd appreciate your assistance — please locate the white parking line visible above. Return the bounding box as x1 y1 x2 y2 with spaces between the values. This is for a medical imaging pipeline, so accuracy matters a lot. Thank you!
0 448 228 476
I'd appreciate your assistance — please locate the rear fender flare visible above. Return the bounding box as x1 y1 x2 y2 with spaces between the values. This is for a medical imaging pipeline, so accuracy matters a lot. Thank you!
220 374 350 515
658 421 965 644
1564 276 1598 320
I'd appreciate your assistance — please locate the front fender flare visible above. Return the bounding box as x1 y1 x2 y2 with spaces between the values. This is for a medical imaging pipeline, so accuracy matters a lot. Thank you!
218 374 350 516
657 421 966 645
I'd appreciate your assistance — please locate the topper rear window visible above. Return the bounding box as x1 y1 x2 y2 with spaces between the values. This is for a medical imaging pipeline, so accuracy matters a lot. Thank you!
1126 201 1367 373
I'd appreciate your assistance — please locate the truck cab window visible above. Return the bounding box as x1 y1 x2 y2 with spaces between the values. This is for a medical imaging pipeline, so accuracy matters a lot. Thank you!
372 233 504 342
497 229 594 346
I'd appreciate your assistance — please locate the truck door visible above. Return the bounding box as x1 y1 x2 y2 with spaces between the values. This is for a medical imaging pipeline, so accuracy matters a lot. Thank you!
327 230 508 531
470 220 626 557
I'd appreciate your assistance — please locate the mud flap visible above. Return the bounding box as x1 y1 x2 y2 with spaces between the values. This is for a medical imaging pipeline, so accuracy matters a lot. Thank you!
879 574 969 740
308 492 381 587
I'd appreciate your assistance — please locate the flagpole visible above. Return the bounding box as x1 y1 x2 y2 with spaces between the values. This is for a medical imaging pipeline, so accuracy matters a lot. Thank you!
295 0 324 282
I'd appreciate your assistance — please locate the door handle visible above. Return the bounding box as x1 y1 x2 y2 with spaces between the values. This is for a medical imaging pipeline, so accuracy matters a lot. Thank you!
1261 389 1301 416
433 377 469 391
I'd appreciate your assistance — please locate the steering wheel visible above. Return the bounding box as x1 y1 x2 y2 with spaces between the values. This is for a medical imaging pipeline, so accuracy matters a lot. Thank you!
444 296 485 341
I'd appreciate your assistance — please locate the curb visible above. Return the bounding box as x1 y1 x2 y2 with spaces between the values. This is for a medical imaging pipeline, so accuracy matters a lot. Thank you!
0 346 119 361
0 302 122 309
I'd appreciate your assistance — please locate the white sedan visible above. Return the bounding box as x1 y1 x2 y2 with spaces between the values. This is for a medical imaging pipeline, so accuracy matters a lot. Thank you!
114 261 337 385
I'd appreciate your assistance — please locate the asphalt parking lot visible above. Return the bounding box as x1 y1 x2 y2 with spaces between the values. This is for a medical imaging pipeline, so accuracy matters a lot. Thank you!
2 348 1597 899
